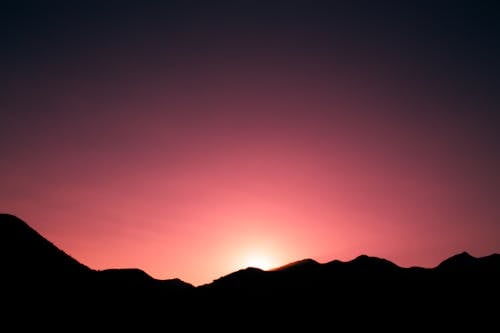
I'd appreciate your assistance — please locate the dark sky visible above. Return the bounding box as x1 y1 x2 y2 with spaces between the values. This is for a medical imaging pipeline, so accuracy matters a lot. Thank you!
2 1 499 285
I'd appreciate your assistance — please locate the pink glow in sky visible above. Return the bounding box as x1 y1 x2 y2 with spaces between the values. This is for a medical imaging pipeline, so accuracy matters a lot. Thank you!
2 2 499 285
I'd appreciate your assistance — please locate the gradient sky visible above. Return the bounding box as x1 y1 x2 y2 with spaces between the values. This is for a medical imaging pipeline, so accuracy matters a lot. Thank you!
2 1 499 286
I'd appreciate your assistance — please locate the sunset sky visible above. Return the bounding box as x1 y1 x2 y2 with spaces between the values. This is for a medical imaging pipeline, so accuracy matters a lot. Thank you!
2 1 499 286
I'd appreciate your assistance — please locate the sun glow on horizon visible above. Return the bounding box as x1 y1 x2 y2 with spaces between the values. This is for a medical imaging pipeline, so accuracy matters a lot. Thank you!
243 252 276 270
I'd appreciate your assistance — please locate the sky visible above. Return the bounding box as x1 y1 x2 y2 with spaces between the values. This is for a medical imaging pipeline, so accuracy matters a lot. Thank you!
1 1 499 286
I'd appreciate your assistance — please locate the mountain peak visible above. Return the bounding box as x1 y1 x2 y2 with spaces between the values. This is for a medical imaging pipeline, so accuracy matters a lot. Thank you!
350 254 399 267
455 251 474 258
272 258 320 271
208 266 266 288
98 268 155 280
0 213 33 233
1 213 90 278
436 251 478 271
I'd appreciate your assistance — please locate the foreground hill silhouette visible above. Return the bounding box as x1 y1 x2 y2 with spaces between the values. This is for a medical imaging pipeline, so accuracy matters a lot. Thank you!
2 213 499 328
0 214 193 288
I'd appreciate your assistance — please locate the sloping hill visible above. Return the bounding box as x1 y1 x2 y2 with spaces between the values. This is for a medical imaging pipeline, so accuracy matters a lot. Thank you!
0 213 90 282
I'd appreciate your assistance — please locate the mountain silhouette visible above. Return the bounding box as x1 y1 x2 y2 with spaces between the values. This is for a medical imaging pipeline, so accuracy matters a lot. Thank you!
2 213 499 328
437 251 475 267
273 258 321 271
0 213 91 285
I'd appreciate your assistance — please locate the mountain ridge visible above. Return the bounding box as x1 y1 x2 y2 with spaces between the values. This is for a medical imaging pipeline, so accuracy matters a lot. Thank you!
2 213 499 328
2 213 499 287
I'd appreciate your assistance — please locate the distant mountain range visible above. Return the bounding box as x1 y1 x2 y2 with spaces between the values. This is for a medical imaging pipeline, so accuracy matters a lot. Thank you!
2 213 498 328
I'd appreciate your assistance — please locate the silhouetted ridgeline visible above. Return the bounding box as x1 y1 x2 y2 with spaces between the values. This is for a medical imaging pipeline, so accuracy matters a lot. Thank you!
1 213 498 328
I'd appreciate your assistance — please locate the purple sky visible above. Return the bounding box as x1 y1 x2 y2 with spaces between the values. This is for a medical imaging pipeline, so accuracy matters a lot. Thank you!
1 1 499 285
